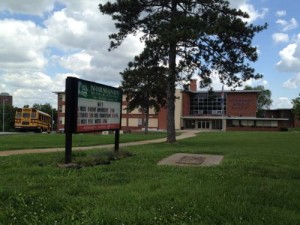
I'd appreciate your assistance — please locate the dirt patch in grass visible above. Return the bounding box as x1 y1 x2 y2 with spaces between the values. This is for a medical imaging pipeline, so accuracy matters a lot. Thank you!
158 153 223 167
58 151 134 169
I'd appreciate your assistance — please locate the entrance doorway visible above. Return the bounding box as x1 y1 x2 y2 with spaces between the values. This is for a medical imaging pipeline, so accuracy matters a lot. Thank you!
198 121 210 129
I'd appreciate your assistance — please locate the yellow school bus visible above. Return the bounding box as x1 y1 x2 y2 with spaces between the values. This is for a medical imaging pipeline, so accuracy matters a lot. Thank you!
15 108 51 133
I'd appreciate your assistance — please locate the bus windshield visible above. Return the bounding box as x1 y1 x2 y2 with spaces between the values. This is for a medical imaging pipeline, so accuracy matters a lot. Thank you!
23 113 30 118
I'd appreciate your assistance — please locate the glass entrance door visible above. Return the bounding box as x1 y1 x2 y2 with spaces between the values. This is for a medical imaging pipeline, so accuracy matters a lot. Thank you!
198 121 210 129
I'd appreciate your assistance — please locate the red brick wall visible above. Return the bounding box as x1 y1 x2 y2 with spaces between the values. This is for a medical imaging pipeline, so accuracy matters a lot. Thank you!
56 93 65 132
226 92 258 117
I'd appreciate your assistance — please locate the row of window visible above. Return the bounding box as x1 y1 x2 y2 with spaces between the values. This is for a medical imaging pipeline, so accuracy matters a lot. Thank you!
190 93 226 115
227 120 278 127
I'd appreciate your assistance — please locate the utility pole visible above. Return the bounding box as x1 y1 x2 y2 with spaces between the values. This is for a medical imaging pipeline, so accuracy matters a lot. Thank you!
2 98 5 133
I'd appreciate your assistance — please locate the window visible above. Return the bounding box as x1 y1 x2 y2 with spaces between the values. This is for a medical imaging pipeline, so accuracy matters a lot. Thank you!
232 120 239 126
257 120 278 127
190 93 226 115
31 112 36 119
16 112 21 118
241 120 254 127
185 120 195 129
23 113 30 118
212 120 222 129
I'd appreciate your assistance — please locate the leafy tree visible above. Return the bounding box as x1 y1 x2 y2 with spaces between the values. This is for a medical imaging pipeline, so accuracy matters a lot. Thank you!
32 103 53 115
291 94 300 120
99 0 267 142
244 85 272 117
121 47 167 134
0 105 17 132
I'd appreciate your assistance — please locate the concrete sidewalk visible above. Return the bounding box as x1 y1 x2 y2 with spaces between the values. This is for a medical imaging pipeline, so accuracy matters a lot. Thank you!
0 130 200 157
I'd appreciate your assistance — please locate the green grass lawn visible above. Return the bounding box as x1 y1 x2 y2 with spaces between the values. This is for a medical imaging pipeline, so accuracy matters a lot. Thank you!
0 131 299 225
0 132 167 151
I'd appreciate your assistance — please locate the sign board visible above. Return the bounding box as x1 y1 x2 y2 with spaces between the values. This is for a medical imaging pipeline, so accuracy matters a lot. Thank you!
65 77 122 163
77 79 122 132
65 77 122 133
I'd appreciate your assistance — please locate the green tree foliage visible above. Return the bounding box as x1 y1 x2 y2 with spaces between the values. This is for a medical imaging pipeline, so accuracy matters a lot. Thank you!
99 0 267 142
0 105 17 132
244 85 272 117
121 47 167 134
291 94 300 119
32 103 53 115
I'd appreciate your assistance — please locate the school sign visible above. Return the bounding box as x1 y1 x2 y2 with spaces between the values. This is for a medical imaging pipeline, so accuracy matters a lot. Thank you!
64 77 122 163
65 77 122 133
77 79 122 132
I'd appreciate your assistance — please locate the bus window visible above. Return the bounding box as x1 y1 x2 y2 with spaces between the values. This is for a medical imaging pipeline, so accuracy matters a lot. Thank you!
16 112 21 118
31 112 37 118
23 113 30 118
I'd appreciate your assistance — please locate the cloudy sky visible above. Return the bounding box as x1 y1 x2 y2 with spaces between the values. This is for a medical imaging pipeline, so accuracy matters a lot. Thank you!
0 0 299 109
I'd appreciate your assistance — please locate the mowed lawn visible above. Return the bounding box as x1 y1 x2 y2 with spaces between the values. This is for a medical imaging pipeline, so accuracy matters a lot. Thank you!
0 132 168 151
0 131 299 225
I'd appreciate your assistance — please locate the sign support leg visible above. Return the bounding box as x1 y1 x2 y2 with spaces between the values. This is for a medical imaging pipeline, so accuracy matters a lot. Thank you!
114 129 120 152
65 131 72 163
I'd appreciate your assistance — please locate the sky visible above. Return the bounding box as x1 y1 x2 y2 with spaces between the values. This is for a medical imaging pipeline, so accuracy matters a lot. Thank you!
0 0 299 109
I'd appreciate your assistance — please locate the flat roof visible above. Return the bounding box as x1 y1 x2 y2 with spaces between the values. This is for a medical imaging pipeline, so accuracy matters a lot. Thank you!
181 116 289 121
184 90 261 94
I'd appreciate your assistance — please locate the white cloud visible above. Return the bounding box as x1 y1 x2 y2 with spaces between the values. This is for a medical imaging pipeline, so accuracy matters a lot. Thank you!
276 18 298 32
276 10 286 17
1 72 53 107
195 70 269 91
229 0 268 23
13 88 55 108
272 97 293 109
2 72 52 89
283 73 300 89
276 35 300 72
0 0 146 108
0 19 48 71
52 73 80 92
272 33 289 43
59 51 93 72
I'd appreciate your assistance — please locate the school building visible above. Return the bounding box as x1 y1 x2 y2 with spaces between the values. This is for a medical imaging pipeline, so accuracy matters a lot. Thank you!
54 80 292 132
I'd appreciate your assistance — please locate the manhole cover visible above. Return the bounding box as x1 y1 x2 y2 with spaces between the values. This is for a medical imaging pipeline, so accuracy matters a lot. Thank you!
176 156 205 165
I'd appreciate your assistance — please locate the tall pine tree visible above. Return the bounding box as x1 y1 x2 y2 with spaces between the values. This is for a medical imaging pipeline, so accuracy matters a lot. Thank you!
99 0 267 142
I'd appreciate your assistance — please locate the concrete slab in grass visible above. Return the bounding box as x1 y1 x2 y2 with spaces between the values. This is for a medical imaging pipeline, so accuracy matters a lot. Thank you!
158 153 223 167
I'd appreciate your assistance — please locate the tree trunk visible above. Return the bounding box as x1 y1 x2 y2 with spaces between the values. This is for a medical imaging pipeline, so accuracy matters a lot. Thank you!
166 0 177 143
144 104 149 134
167 43 177 143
